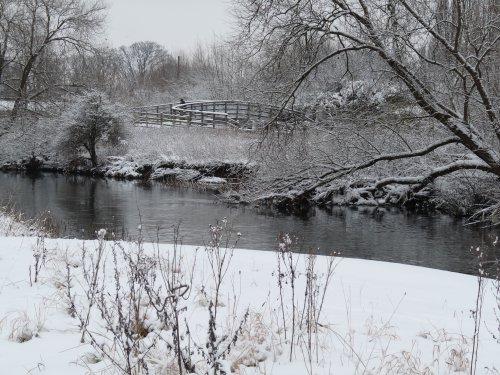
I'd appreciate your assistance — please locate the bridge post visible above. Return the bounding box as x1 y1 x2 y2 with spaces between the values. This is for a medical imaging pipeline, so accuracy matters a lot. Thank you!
201 103 204 126
160 112 163 125
212 102 216 127
190 104 194 126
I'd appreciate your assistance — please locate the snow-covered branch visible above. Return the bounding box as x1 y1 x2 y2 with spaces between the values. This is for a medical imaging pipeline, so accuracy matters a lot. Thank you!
374 159 493 192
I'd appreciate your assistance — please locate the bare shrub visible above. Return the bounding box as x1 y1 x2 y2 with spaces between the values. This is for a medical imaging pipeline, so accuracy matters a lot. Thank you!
273 233 337 368
193 219 249 375
470 245 487 375
83 232 159 374
300 252 337 371
29 235 47 286
144 224 197 374
77 229 107 342
274 233 299 360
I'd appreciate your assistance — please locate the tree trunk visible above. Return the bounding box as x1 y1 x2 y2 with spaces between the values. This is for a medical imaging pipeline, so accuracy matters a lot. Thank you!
88 124 98 168
11 54 38 118
0 53 4 84
89 147 97 168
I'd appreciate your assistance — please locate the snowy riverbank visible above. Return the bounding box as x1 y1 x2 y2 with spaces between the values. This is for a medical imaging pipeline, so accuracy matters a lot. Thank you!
2 121 498 216
0 229 498 374
0 210 41 237
0 124 256 184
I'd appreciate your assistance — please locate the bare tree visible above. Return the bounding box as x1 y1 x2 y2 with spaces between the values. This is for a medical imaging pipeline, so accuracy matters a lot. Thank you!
0 0 19 88
68 47 125 98
119 41 170 90
234 0 500 211
2 0 106 116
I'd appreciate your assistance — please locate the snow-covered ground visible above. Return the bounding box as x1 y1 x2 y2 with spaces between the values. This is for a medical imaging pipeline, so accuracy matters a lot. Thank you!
0 220 498 374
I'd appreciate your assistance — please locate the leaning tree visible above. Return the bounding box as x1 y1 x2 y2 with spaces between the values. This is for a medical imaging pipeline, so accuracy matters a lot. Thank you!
234 0 500 215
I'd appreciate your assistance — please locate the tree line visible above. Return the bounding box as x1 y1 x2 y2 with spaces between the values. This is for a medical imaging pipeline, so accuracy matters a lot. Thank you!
0 0 256 117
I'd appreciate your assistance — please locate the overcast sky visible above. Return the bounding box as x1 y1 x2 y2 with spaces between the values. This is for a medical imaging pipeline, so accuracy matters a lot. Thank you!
106 0 234 53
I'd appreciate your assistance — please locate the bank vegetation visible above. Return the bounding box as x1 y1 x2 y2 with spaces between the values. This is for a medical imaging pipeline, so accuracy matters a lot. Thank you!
0 0 499 223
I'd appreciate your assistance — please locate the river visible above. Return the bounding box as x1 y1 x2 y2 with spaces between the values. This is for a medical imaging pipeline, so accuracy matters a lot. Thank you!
0 171 497 275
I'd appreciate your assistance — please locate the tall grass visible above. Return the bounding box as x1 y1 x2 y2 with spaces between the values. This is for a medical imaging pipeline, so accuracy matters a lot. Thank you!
127 126 257 165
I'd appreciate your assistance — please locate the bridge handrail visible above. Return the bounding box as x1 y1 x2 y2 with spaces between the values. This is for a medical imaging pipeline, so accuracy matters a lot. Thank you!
171 100 304 115
133 100 305 129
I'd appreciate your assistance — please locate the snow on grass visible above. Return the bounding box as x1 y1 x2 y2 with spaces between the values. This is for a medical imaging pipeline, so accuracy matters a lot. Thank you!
0 117 256 172
150 166 201 181
0 228 498 374
127 126 257 165
0 210 37 237
198 176 227 184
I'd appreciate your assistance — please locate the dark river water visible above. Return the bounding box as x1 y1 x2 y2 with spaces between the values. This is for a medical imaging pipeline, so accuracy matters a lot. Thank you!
0 172 498 275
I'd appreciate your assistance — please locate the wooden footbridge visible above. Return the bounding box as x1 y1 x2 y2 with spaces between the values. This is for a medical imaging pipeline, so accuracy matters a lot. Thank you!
133 100 304 130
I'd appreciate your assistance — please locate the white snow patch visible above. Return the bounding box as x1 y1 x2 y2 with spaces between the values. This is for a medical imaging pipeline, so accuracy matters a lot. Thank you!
103 156 141 178
0 234 497 374
198 176 227 184
150 167 200 181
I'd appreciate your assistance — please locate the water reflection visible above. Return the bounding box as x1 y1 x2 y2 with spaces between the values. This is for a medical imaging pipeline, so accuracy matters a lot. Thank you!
0 171 497 275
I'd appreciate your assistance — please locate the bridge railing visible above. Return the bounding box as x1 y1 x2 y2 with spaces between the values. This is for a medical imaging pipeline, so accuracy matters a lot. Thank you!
133 109 240 128
133 100 304 129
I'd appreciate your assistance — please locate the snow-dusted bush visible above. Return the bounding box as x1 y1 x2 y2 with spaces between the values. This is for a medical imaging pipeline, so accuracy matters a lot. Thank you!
297 79 409 119
58 91 129 168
